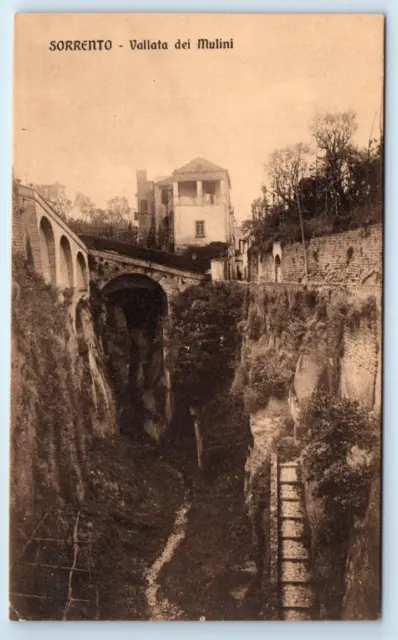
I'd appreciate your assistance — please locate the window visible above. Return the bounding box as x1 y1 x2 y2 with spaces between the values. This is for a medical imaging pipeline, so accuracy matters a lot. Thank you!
195 221 205 238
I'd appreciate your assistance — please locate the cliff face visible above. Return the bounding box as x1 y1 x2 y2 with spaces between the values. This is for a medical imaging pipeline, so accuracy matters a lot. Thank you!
10 258 117 619
238 283 381 618
10 256 186 621
10 257 117 520
9 255 382 621
342 475 381 620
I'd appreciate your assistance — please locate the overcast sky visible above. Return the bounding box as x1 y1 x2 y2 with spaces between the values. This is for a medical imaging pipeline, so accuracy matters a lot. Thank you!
13 13 384 221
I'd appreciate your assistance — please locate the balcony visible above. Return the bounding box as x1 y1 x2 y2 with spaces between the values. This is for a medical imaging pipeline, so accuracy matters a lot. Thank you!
174 194 223 206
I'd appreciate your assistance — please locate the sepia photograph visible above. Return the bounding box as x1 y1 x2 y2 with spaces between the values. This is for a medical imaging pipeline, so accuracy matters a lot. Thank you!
10 13 383 621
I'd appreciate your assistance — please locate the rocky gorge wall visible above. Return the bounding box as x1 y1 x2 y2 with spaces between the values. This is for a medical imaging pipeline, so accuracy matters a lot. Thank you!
237 282 382 618
10 255 186 621
9 248 382 620
10 255 117 520
10 255 117 618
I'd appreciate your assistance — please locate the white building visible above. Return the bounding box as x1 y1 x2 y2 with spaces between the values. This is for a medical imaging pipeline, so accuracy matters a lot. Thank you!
137 157 235 255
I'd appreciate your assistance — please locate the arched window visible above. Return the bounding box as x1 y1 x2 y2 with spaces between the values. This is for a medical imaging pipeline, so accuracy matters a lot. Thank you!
39 216 56 284
140 199 148 214
59 235 73 288
275 255 282 283
76 252 88 290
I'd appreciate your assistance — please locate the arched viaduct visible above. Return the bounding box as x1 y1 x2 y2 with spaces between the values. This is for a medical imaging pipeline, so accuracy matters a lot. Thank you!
13 183 202 306
13 183 90 296
13 184 204 441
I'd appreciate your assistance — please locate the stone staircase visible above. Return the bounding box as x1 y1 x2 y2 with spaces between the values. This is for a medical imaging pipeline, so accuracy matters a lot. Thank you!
278 460 318 620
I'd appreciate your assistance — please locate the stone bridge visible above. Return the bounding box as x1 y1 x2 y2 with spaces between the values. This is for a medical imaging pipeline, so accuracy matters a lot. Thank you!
81 235 203 302
13 185 205 442
13 183 204 307
74 236 204 442
13 183 90 298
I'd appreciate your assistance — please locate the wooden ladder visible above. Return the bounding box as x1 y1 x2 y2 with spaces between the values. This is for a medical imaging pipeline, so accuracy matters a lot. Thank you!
277 460 318 620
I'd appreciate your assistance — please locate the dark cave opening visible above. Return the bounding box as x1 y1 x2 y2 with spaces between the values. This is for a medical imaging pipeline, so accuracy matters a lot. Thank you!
101 275 169 441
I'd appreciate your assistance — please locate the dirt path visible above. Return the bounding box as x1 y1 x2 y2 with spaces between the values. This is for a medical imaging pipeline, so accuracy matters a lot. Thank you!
153 470 264 621
145 495 192 620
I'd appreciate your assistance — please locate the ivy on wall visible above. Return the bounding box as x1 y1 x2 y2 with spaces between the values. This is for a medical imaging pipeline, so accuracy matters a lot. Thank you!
239 287 378 414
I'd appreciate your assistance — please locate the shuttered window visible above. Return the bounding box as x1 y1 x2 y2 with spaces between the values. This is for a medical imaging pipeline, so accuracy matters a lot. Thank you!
195 221 205 237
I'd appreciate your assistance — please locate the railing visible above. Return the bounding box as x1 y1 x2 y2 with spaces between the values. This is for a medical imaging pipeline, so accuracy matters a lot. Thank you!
174 195 224 206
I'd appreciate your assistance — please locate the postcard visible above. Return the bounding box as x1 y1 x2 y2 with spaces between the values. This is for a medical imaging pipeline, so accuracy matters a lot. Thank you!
10 13 383 621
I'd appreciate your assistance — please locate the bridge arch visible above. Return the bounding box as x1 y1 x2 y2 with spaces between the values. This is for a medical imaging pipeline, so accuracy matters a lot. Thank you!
39 216 56 285
102 273 168 318
76 251 88 290
59 235 74 289
101 273 170 441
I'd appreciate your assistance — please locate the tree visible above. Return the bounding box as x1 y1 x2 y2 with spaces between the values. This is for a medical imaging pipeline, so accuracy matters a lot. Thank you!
267 143 311 281
34 183 72 221
74 191 96 222
251 186 270 220
245 110 382 253
344 137 383 220
167 281 244 469
310 111 357 219
106 196 130 224
168 282 244 408
301 389 378 531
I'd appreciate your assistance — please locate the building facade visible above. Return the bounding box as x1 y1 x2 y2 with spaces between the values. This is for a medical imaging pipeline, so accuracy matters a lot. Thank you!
210 224 250 282
234 224 249 280
136 158 235 257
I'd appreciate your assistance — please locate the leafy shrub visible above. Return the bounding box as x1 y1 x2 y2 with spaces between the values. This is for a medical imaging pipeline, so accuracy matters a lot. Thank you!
168 281 244 408
244 345 295 412
299 391 380 617
276 436 300 462
246 304 263 341
265 290 290 335
301 391 379 533
346 295 377 331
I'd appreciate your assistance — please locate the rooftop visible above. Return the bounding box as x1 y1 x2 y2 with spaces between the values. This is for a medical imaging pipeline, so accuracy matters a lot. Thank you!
154 157 231 187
